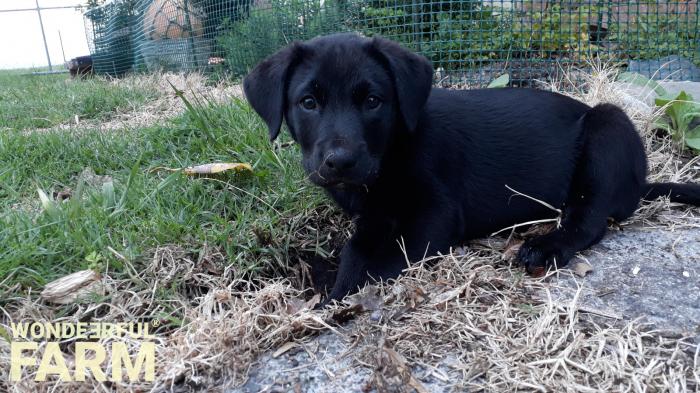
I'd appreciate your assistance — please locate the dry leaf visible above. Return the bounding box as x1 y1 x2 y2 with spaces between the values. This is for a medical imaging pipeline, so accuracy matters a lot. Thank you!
346 286 383 311
285 298 308 315
214 290 231 302
570 260 593 277
305 294 321 309
284 294 321 315
149 163 253 176
332 304 363 324
41 270 105 304
522 223 556 237
78 167 112 187
53 187 73 201
407 286 427 308
183 163 252 175
374 345 429 393
272 341 299 358
453 246 468 256
429 284 467 310
502 239 524 261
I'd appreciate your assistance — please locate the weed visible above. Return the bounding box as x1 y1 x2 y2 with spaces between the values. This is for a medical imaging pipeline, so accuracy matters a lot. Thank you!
619 71 700 152
654 91 700 150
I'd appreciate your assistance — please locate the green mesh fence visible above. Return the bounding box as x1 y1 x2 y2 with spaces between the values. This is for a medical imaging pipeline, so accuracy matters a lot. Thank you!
84 0 700 85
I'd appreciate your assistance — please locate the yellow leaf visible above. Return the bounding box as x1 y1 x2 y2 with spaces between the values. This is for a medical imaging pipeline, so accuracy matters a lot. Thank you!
149 163 253 176
182 163 253 175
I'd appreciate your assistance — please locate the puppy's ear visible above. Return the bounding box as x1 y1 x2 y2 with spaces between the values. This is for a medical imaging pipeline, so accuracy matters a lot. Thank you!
243 43 303 141
369 37 433 131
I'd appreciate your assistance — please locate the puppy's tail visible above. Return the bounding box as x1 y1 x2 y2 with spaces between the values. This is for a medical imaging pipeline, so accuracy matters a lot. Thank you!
642 182 700 205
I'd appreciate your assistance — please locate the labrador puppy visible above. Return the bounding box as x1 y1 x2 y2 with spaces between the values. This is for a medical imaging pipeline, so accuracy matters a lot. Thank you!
243 33 700 302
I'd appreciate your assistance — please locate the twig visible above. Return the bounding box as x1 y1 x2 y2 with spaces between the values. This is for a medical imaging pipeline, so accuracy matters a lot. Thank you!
491 185 563 236
505 185 562 214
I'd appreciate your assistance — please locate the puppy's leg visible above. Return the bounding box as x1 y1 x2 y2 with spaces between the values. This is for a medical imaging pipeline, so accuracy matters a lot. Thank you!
518 104 646 273
325 208 458 303
518 205 608 273
325 236 405 303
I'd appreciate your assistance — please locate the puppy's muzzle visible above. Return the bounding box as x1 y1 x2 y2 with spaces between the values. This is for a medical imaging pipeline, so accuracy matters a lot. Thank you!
323 148 357 173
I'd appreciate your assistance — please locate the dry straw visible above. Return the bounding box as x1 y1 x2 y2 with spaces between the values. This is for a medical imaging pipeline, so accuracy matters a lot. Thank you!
48 72 244 133
1 65 699 392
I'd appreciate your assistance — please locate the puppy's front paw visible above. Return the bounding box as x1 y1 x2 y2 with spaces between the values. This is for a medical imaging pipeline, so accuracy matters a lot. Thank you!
517 236 570 276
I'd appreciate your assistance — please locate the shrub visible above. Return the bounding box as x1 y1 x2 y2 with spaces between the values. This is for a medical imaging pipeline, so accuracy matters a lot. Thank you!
217 0 699 77
353 1 605 70
218 0 349 75
607 3 699 63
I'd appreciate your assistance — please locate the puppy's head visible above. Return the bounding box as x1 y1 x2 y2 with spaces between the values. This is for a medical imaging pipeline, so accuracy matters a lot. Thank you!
243 33 433 188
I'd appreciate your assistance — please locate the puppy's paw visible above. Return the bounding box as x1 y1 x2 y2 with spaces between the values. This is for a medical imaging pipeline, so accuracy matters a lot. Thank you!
517 236 570 276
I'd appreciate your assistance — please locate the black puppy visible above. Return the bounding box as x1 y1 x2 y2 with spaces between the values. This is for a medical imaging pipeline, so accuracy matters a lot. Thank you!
244 33 700 302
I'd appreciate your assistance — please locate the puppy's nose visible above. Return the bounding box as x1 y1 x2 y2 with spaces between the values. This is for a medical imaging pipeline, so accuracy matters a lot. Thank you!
324 148 356 172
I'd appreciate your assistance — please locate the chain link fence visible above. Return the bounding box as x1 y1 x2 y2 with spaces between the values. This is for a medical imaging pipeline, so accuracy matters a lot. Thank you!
84 0 700 85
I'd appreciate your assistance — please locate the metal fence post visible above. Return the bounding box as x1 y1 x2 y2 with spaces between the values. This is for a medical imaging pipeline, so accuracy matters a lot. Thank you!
35 0 53 71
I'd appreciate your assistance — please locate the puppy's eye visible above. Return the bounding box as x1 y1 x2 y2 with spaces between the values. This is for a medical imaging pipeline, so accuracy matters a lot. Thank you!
300 96 317 110
366 95 381 109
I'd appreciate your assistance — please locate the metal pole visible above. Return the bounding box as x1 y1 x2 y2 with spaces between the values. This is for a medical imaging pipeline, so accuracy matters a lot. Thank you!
0 5 81 13
58 30 66 63
35 0 52 71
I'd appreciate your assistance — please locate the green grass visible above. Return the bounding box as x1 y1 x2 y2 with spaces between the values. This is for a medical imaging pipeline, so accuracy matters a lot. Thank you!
0 70 156 130
0 88 330 290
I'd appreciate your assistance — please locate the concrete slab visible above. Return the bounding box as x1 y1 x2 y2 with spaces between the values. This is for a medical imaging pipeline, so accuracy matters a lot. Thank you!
546 226 700 335
614 80 700 106
233 326 374 393
628 56 700 82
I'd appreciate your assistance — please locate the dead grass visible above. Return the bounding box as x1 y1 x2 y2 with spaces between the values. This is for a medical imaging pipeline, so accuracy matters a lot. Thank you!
357 249 698 392
1 66 699 392
51 72 243 132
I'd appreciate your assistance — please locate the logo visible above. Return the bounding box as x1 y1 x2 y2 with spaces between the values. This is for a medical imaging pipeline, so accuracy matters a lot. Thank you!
8 321 158 382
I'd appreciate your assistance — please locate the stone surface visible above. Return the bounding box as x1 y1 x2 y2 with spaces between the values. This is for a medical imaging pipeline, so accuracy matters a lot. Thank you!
628 55 700 82
230 325 464 393
614 80 700 106
545 225 700 335
231 324 374 393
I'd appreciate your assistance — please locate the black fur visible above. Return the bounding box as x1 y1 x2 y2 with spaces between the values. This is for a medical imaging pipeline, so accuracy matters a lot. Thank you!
243 33 700 303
